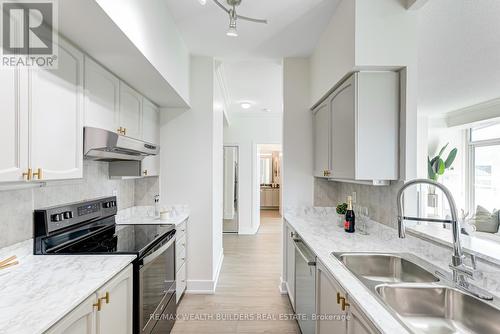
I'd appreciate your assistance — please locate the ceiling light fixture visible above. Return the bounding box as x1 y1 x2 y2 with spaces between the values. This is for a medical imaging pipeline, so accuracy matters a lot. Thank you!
241 102 252 109
213 0 267 38
198 0 207 5
226 11 238 37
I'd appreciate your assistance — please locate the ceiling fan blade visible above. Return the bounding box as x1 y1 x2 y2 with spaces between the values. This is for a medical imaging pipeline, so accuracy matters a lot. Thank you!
212 0 230 13
236 14 268 24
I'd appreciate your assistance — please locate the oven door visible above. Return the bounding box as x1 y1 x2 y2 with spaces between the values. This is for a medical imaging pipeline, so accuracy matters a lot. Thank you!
139 235 176 334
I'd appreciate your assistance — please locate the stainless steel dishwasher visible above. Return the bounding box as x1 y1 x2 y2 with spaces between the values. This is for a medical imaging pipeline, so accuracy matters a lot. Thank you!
293 234 316 334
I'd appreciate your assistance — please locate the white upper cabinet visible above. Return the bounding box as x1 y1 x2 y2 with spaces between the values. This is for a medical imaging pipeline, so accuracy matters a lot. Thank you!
330 76 356 180
142 98 159 144
313 100 331 178
84 57 119 132
0 67 29 182
312 71 399 185
141 98 160 176
119 82 142 139
30 38 84 181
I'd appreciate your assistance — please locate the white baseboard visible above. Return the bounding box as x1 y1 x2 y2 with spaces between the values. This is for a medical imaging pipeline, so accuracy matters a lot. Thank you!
185 250 225 295
279 277 288 294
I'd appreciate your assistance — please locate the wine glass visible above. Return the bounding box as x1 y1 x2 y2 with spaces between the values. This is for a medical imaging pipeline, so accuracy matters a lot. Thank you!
357 206 369 235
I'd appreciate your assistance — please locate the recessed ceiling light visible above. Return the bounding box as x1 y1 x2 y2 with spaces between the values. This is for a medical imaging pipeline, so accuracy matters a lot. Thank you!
198 0 207 5
241 102 252 109
262 108 271 112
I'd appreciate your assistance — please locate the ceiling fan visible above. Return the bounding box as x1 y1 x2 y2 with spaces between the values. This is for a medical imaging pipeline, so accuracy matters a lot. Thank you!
199 0 268 37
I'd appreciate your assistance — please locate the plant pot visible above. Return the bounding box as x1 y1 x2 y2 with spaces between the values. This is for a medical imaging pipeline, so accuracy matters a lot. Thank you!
336 214 345 228
427 193 438 208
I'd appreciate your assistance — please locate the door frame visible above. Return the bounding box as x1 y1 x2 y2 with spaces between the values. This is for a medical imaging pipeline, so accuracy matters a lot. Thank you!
223 144 240 233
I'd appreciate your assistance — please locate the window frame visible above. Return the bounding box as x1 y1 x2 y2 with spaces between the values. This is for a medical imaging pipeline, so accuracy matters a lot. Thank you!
467 127 500 213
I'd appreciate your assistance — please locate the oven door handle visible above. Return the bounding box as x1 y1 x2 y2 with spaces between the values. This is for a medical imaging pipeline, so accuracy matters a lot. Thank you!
141 237 175 266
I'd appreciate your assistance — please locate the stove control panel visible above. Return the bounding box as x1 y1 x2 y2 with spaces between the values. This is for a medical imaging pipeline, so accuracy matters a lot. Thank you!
35 196 118 235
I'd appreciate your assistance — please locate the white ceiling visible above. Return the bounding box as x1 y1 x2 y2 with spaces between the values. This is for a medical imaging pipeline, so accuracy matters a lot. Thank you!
418 0 500 115
219 60 283 114
164 0 339 59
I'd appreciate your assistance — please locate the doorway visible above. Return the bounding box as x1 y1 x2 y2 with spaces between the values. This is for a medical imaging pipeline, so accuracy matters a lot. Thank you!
223 146 239 233
257 144 282 223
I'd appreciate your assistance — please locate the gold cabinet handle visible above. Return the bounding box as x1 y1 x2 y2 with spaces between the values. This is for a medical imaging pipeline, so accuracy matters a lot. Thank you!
123 128 127 136
100 292 110 304
337 292 342 304
341 298 350 311
143 170 148 176
93 298 102 311
22 168 32 181
117 127 123 134
33 168 43 180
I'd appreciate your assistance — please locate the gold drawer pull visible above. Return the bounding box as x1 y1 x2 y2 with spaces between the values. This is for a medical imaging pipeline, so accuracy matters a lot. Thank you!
336 292 342 304
33 168 43 180
143 170 148 176
22 168 32 181
93 299 102 311
100 292 110 304
341 298 350 311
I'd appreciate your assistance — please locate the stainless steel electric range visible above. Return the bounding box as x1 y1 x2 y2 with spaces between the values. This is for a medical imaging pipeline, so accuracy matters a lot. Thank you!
34 196 176 334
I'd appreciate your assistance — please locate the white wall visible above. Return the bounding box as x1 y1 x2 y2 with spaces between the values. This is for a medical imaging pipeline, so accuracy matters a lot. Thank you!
223 113 283 234
160 56 223 293
283 58 314 210
310 0 355 105
97 0 190 104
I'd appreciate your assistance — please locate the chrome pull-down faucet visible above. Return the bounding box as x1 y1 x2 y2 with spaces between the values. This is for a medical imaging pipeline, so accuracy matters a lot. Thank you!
397 179 493 300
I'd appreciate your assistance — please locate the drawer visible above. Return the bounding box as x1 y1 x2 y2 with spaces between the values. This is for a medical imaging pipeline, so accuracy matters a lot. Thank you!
176 234 186 258
176 242 186 272
176 262 186 303
176 220 187 237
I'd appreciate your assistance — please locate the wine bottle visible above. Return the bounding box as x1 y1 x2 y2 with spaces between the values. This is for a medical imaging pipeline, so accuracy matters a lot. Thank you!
344 196 355 233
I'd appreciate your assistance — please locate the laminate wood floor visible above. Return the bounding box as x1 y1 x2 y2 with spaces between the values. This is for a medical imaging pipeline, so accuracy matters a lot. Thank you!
171 210 300 334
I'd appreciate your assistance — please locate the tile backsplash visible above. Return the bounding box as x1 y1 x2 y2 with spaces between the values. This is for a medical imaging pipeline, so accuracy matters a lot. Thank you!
314 178 402 228
0 161 159 248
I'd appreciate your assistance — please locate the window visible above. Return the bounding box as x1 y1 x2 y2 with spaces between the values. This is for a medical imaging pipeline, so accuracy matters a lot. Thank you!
469 123 500 212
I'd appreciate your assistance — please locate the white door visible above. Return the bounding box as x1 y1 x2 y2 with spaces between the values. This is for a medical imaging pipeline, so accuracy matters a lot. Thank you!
313 101 330 178
96 265 133 334
30 38 84 181
141 98 160 176
119 82 142 139
84 56 119 132
316 261 347 334
45 294 96 334
0 66 29 182
331 76 356 180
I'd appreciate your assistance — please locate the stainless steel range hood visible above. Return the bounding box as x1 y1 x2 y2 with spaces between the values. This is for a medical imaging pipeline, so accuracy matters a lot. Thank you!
84 127 159 162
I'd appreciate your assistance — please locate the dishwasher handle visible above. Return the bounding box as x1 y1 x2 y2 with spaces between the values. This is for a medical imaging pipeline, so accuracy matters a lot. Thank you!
293 239 316 266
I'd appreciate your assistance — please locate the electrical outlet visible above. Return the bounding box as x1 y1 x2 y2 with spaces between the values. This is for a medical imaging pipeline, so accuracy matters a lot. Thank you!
352 191 357 204
112 190 118 197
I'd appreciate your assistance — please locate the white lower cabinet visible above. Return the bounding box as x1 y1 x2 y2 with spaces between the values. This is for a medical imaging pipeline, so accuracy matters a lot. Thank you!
175 219 188 303
45 294 96 334
46 265 133 334
316 260 379 334
96 265 133 334
283 220 296 309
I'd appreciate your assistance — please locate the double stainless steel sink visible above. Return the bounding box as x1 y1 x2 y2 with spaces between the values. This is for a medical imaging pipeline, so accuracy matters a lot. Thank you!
332 252 500 334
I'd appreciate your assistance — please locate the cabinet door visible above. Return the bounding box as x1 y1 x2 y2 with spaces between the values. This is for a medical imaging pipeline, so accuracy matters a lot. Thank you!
347 302 379 334
316 260 347 334
313 101 330 178
30 38 84 180
284 222 296 309
142 98 159 143
119 82 142 139
96 265 133 334
46 294 97 334
84 57 119 132
0 67 29 182
331 75 355 180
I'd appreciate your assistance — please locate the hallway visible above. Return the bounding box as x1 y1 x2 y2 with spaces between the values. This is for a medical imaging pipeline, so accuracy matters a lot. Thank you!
172 210 299 334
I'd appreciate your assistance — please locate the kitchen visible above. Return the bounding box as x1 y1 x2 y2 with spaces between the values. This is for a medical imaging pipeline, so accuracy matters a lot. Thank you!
1 1 500 334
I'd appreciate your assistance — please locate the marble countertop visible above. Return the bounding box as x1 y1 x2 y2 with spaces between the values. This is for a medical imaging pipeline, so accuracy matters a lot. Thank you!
0 240 136 334
283 207 480 334
116 205 189 226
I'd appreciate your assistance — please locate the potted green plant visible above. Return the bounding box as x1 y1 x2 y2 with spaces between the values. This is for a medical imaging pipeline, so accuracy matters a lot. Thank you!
427 143 457 208
336 202 348 227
